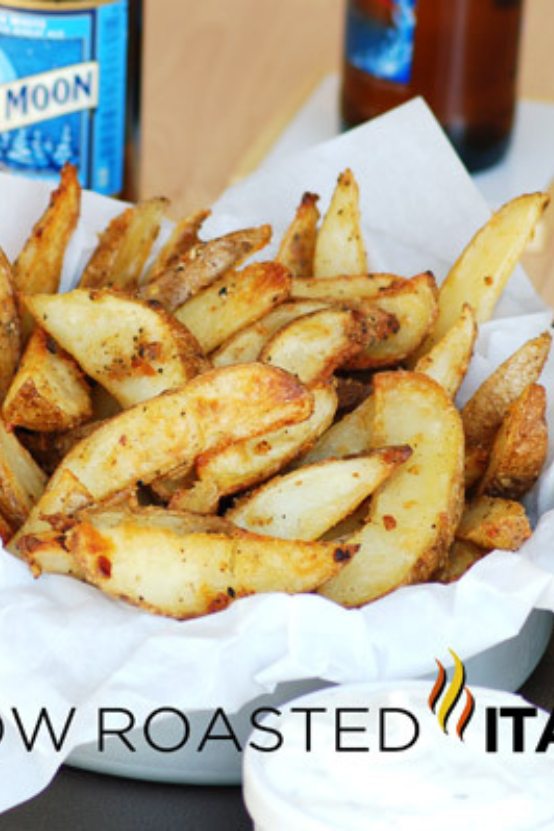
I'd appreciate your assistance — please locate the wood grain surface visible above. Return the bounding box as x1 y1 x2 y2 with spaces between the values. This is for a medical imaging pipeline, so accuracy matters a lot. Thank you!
141 0 554 303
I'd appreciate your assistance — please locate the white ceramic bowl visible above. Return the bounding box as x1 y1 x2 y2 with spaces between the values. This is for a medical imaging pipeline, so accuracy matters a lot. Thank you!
67 608 552 784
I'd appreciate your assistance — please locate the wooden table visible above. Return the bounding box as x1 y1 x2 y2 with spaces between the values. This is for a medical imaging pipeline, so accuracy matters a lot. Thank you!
141 0 554 306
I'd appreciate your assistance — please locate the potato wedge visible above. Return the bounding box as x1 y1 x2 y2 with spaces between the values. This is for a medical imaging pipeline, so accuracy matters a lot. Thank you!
79 197 168 290
456 495 531 551
66 506 358 619
413 304 477 397
0 246 21 401
139 225 272 310
276 192 320 277
478 383 548 500
0 416 47 527
227 447 412 541
25 289 210 408
3 328 92 432
144 208 211 283
343 272 438 370
259 306 382 385
319 371 465 606
291 273 404 302
13 163 81 299
434 540 489 584
212 300 328 368
314 169 367 278
462 332 551 449
417 192 549 355
16 364 313 538
174 262 291 354
299 392 375 466
191 383 338 502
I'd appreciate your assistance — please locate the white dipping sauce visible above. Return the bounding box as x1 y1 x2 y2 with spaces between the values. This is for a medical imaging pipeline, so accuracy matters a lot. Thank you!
243 682 554 831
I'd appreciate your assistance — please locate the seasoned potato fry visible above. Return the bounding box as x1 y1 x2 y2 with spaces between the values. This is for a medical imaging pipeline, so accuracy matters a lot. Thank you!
67 506 358 619
418 192 549 355
79 197 168 290
212 300 328 368
144 209 211 283
13 163 81 299
174 262 291 353
434 540 489 584
413 304 477 397
19 530 85 580
0 246 21 400
3 328 92 432
259 306 382 385
343 272 438 370
314 169 367 278
291 273 404 302
139 225 272 310
456 495 531 551
276 192 320 277
0 416 47 527
462 332 551 449
16 364 313 539
192 384 337 502
478 384 548 500
227 447 412 541
299 392 375 466
320 371 465 606
25 289 210 408
464 444 490 491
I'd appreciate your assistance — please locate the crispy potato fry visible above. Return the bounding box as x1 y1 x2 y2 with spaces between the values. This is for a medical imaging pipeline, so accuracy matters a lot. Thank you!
462 332 551 449
79 197 168 290
13 163 81 299
478 384 548 500
25 289 210 408
314 169 367 278
320 371 465 606
0 508 13 545
139 225 272 310
212 300 328 368
3 328 92 432
0 416 47 527
0 246 21 400
343 272 438 370
192 384 338 502
144 209 211 283
259 306 381 385
66 506 358 619
434 540 489 584
464 444 490 491
227 447 412 541
16 364 313 539
291 273 404 302
456 495 531 551
174 262 291 353
168 475 220 515
300 393 375 466
276 192 320 277
417 192 549 356
413 304 477 397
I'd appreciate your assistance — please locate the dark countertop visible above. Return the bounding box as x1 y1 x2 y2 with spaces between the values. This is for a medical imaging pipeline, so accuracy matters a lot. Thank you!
4 629 554 831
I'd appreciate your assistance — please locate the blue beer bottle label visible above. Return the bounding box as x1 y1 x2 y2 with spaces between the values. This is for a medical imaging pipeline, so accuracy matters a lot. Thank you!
0 0 129 195
346 0 418 84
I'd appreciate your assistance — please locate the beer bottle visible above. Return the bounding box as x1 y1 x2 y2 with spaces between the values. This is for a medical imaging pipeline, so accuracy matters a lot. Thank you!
341 0 523 171
0 0 142 200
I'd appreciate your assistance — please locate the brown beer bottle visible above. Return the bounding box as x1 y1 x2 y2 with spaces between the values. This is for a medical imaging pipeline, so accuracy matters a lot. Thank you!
0 0 142 200
341 0 523 171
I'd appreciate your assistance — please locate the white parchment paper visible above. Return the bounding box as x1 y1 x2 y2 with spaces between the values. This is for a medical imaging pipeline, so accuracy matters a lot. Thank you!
0 98 553 812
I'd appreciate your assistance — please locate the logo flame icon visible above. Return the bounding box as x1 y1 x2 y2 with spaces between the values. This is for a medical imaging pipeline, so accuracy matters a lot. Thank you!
428 649 475 740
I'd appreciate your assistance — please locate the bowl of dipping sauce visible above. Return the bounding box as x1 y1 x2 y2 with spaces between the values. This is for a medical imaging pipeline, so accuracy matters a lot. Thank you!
243 680 554 831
